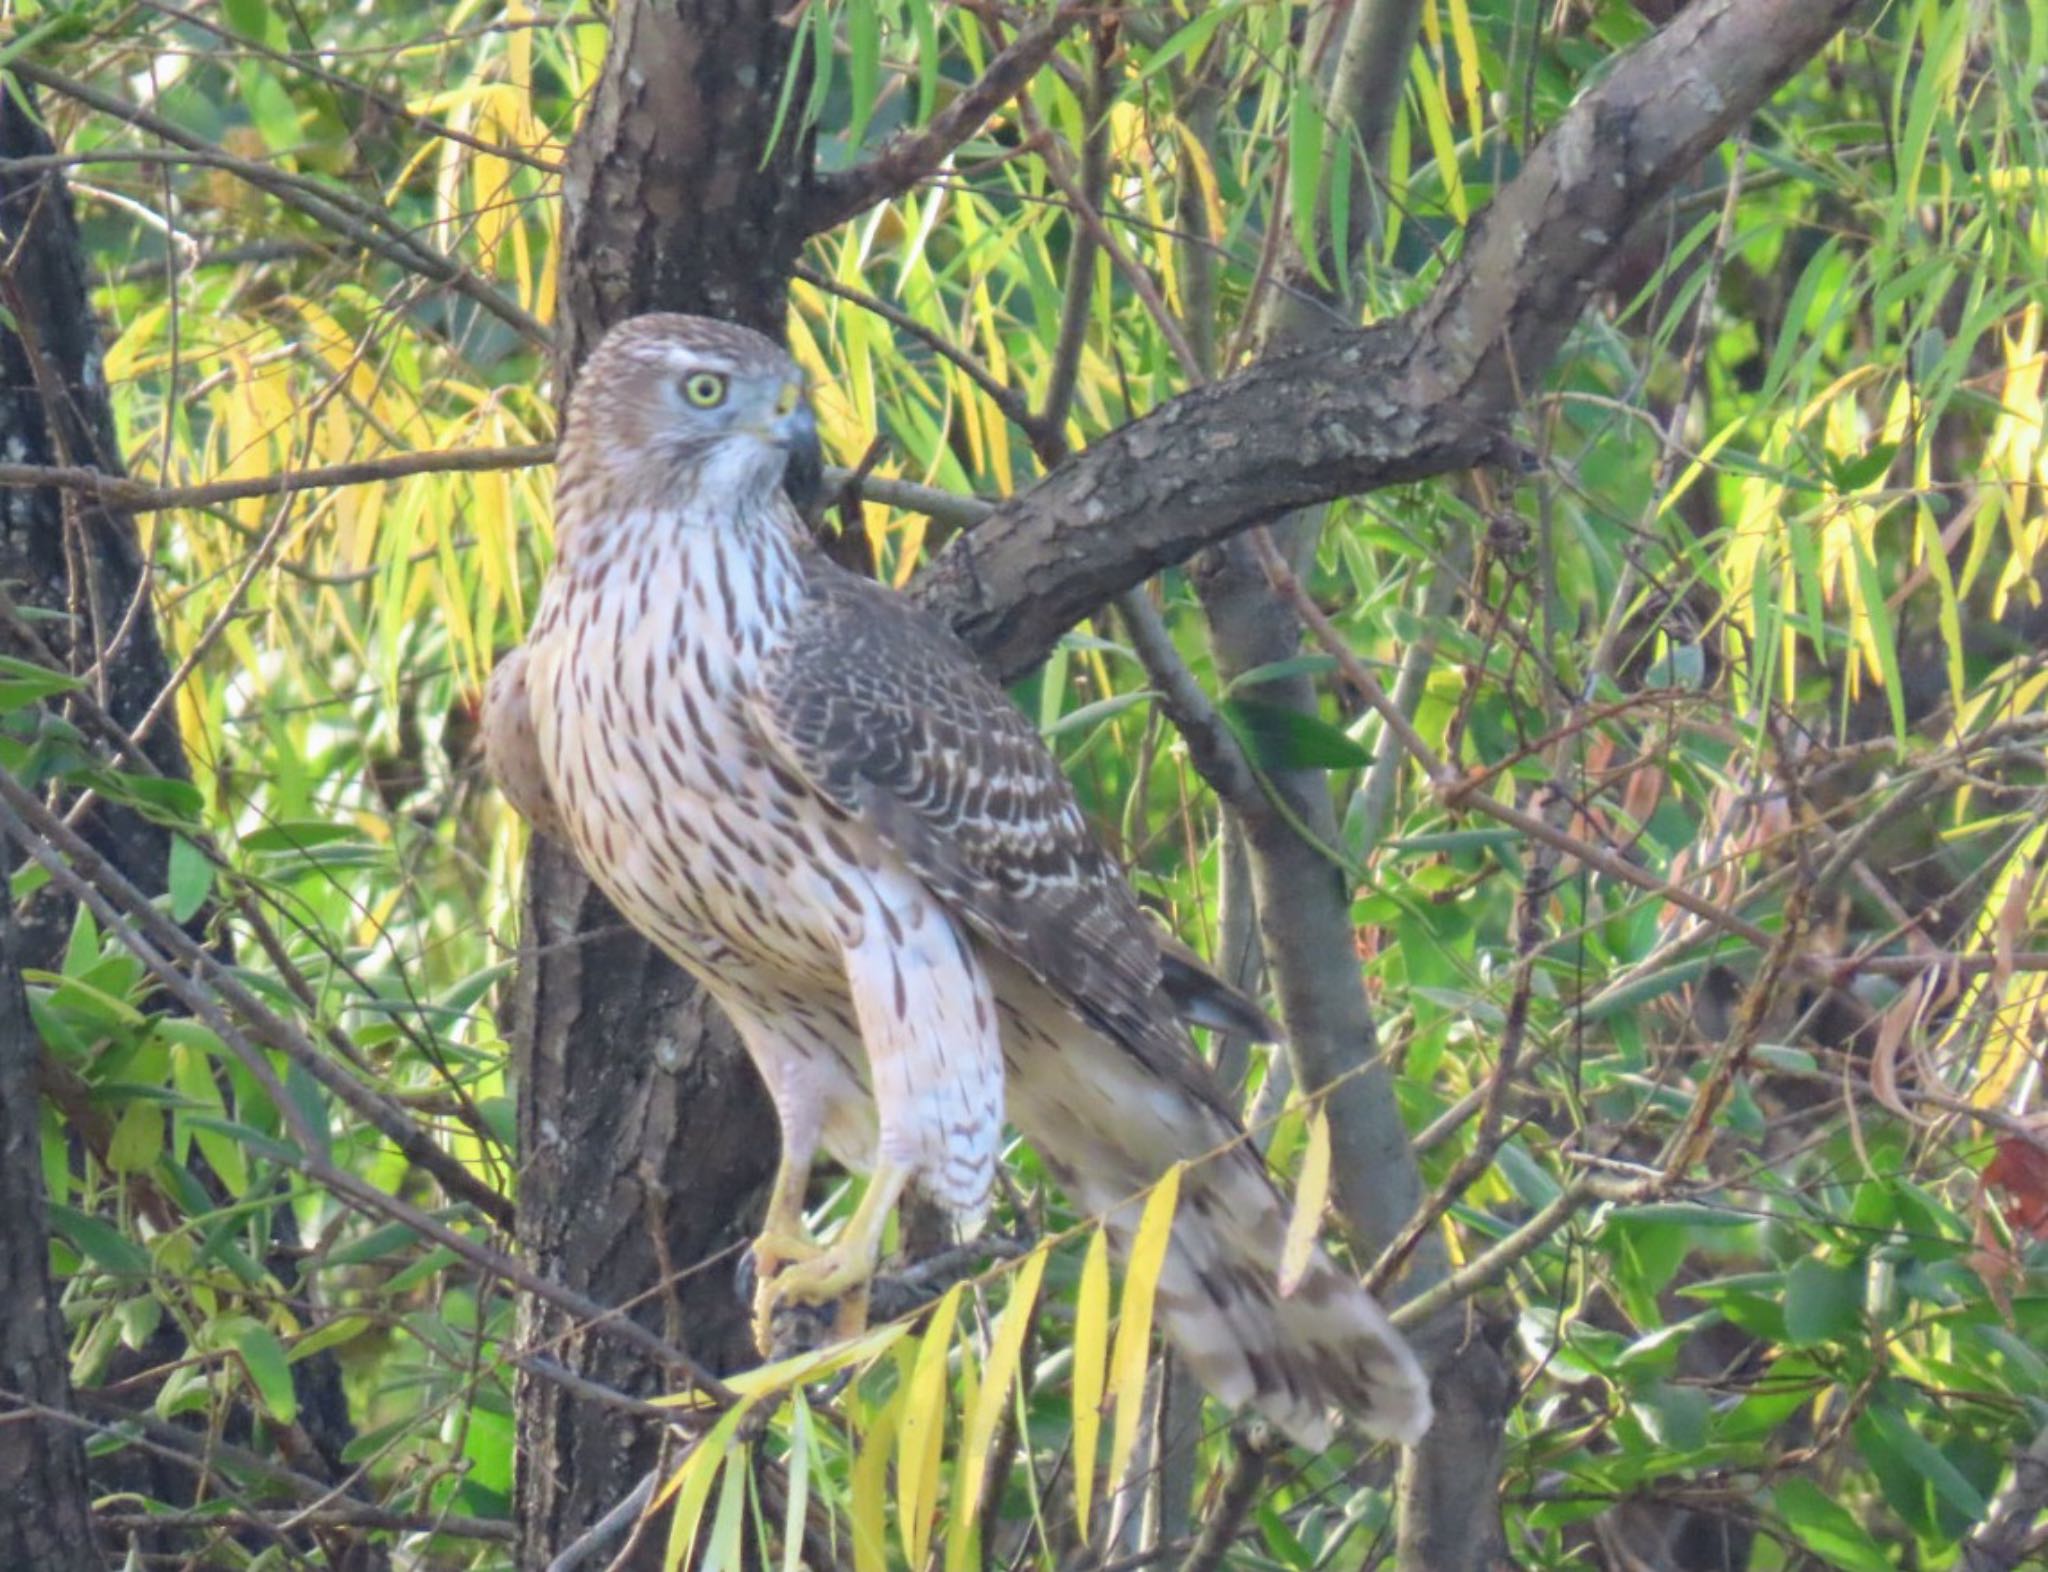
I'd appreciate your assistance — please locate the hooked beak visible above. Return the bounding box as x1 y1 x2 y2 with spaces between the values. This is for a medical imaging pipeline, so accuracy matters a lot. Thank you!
772 384 823 512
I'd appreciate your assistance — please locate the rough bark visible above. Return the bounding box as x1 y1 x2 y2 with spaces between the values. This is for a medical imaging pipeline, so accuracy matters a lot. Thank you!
0 76 182 1566
913 0 1868 682
0 74 370 1564
0 76 189 969
511 2 812 1564
0 895 101 1572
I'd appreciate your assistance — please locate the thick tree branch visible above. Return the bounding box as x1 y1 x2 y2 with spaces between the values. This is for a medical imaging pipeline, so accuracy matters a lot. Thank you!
911 0 1865 681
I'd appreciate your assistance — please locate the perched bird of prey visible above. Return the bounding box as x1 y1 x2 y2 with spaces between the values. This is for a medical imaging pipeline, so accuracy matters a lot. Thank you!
484 313 1431 1447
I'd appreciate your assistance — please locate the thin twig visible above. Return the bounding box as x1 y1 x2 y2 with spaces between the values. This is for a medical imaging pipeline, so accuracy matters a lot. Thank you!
0 781 729 1400
0 450 989 529
1175 1427 1276 1572
1365 783 1566 1294
0 443 553 512
803 0 1091 232
140 0 563 173
11 62 548 345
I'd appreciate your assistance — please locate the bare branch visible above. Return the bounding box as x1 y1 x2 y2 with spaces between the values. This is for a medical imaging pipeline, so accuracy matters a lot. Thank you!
10 62 549 345
802 1 1090 233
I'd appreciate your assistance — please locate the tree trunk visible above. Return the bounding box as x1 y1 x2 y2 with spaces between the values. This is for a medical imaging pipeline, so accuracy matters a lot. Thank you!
0 897 101 1572
0 75 189 1566
511 4 812 1564
0 77 189 970
0 74 366 1562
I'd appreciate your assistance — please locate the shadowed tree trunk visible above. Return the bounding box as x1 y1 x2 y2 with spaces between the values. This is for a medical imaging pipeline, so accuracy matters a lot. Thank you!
0 74 366 1565
0 78 190 970
0 74 186 1567
0 898 100 1572
510 3 813 1563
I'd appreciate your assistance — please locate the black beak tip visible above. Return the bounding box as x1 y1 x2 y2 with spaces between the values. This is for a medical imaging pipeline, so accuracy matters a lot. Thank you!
781 424 825 513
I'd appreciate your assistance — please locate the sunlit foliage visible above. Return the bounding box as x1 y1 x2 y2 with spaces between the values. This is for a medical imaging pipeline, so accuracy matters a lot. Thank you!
9 0 2048 1566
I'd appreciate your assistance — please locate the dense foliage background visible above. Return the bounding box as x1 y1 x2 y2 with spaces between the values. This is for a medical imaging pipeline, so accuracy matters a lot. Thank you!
3 0 2046 1568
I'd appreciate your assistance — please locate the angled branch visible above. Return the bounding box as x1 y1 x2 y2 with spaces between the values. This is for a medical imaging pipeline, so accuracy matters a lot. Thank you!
802 0 1090 234
910 0 1865 679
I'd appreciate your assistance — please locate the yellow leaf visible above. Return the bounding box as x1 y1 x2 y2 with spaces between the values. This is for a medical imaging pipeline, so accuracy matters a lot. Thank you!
1278 1106 1331 1298
1070 1227 1111 1541
652 1318 911 1407
1105 1163 1182 1517
781 1395 814 1572
656 1421 739 1571
702 1443 750 1572
897 1283 962 1571
950 1245 1050 1572
1447 0 1485 144
851 1386 903 1572
506 0 535 95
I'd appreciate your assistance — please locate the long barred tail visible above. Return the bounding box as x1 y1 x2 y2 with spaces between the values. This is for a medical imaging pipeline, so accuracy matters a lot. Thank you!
1000 971 1433 1450
1147 1145 1432 1448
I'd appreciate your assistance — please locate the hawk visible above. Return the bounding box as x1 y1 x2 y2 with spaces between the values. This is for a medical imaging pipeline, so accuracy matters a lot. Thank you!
484 314 1431 1447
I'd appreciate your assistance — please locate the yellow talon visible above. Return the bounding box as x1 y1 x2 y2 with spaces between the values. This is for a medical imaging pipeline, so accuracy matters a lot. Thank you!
752 1159 913 1358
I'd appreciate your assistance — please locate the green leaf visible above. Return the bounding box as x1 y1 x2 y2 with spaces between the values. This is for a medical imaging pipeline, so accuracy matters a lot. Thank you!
845 0 879 150
1286 72 1328 285
169 1043 247 1197
222 0 276 42
220 1317 297 1424
236 63 303 153
1856 1404 1986 1526
1634 1381 1709 1452
1223 698 1372 770
115 1294 163 1351
1384 829 1524 856
288 1314 374 1364
48 1203 152 1277
1784 1257 1863 1346
167 835 212 924
1830 441 1900 493
1043 690 1152 740
1772 1478 1893 1572
461 1405 516 1497
321 1221 420 1267
99 770 204 825
185 1114 298 1167
106 1101 163 1176
239 821 369 854
0 655 81 711
1221 654 1337 694
1133 4 1239 85
1848 530 1907 741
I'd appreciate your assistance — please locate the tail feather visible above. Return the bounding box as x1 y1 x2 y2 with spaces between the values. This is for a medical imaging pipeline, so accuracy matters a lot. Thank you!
1157 940 1281 1043
998 963 1432 1449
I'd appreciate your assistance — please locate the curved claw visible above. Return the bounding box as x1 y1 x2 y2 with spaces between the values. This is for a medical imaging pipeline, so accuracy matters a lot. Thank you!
738 1227 819 1311
749 1159 913 1359
755 1244 873 1359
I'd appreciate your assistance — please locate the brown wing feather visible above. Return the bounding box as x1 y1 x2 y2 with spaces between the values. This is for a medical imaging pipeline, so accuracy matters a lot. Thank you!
751 559 1248 1115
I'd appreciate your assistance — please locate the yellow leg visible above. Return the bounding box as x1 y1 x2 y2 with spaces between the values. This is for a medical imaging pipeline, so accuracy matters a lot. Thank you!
750 1147 822 1345
753 1159 913 1356
753 1149 820 1274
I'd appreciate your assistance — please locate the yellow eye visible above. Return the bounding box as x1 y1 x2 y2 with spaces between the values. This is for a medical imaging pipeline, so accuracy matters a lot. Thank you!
682 371 728 408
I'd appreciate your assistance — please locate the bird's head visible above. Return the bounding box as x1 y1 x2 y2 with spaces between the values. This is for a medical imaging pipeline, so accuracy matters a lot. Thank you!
562 314 824 518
